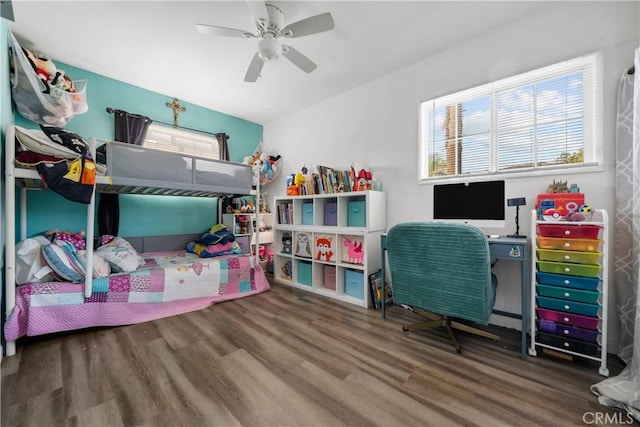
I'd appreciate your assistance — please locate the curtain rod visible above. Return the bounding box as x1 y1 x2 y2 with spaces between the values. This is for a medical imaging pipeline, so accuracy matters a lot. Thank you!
105 107 229 139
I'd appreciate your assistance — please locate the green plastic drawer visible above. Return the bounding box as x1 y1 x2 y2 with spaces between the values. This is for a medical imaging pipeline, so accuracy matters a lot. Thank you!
536 249 601 265
536 284 601 304
537 261 602 278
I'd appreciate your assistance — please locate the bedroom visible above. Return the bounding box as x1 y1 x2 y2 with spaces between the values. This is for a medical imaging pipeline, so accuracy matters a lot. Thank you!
1 1 639 425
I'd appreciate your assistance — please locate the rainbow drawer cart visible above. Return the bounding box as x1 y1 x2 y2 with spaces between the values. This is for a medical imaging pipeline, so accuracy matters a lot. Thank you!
529 209 609 376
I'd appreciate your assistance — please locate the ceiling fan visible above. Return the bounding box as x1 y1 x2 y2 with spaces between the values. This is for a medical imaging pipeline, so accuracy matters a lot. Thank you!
196 1 334 82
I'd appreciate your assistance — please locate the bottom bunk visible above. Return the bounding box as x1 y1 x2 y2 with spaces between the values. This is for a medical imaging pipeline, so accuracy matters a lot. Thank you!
4 248 270 343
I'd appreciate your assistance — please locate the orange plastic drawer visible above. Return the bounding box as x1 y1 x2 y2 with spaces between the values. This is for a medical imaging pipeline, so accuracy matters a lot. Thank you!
537 224 601 239
536 237 601 252
536 249 602 265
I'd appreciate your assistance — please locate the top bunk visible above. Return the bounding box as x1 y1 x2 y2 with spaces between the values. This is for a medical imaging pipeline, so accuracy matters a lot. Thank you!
6 124 254 198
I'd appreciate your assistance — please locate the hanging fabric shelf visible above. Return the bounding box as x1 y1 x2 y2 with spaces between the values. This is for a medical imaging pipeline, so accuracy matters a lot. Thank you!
8 31 88 126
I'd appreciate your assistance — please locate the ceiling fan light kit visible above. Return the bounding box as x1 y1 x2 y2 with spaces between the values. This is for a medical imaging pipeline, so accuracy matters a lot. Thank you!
196 1 334 82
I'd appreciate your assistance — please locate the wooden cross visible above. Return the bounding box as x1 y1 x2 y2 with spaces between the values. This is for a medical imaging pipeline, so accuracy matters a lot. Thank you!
165 97 186 127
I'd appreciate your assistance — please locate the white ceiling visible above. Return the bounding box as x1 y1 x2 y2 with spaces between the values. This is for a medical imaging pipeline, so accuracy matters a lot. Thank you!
9 1 547 125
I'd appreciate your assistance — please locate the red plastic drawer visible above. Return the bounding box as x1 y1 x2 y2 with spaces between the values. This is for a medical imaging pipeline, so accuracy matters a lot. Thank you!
537 224 602 239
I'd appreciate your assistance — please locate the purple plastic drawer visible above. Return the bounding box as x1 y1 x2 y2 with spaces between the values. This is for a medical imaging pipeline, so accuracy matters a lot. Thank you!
537 320 599 343
536 308 600 330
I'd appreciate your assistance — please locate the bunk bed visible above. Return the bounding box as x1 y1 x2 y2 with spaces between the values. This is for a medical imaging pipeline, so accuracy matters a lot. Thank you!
3 124 270 356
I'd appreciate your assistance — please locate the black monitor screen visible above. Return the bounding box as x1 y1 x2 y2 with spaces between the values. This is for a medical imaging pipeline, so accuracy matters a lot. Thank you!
433 180 505 221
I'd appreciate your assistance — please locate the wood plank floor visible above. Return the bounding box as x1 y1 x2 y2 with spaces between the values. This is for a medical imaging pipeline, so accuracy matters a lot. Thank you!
1 280 629 427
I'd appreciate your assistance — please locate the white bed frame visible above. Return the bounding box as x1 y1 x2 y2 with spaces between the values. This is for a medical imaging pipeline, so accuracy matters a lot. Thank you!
3 124 263 356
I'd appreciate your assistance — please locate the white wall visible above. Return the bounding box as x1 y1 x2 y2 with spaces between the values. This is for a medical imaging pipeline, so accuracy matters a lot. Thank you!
264 2 639 350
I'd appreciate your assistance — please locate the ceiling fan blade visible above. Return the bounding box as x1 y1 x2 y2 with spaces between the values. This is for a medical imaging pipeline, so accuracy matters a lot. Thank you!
281 45 317 74
281 12 334 38
196 24 255 38
244 52 264 82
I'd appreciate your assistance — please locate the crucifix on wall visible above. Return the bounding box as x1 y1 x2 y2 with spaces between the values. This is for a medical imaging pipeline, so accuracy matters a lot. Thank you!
165 97 186 127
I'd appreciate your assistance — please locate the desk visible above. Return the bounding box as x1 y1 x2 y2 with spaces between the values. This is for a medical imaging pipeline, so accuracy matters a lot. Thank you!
380 235 530 359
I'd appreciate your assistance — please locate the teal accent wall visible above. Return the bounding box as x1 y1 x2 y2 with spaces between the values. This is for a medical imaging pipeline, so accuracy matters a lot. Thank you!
1 18 11 299
8 50 263 238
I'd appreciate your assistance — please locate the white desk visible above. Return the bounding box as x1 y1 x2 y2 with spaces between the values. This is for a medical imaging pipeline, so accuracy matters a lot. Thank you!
380 235 530 359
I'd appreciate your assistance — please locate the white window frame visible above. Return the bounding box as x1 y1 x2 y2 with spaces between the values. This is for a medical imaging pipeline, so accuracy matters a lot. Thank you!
419 52 602 182
143 123 220 160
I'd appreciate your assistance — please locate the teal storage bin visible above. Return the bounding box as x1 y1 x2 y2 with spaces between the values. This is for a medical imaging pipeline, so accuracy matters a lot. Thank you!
302 202 314 225
536 296 600 317
345 269 364 299
298 261 313 286
347 201 366 227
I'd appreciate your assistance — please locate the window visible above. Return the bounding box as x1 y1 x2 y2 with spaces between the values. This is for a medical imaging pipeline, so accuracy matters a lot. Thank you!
143 123 220 160
419 53 600 181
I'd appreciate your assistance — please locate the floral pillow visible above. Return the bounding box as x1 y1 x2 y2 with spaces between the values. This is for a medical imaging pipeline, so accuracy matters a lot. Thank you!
95 236 145 273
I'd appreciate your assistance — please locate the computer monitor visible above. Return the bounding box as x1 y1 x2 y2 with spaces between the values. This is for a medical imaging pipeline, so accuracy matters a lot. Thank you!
433 180 506 228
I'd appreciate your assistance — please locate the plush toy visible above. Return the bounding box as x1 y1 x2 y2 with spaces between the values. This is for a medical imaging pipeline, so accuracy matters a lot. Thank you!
354 169 372 191
294 171 305 187
260 152 273 179
286 183 299 196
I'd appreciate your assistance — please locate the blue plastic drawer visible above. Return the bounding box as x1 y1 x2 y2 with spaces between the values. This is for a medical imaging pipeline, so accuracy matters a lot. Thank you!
536 284 601 304
347 201 366 227
536 296 600 317
298 261 312 286
302 202 314 225
344 269 364 299
324 202 337 226
536 272 600 291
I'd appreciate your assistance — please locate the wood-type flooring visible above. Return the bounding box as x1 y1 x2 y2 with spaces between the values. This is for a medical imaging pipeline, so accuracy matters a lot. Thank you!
1 281 629 427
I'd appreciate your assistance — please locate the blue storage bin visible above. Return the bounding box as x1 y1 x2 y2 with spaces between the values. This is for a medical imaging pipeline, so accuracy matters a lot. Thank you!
344 269 364 299
236 236 250 254
298 261 313 286
347 201 366 227
536 296 600 317
536 272 600 291
324 202 337 226
302 202 314 225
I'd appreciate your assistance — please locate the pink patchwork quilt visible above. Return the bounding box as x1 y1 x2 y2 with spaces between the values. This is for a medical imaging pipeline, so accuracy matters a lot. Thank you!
4 251 270 341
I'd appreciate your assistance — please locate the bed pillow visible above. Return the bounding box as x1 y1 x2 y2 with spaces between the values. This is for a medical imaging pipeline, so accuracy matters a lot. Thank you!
42 242 86 283
15 236 56 284
77 251 111 278
14 125 78 159
95 236 145 273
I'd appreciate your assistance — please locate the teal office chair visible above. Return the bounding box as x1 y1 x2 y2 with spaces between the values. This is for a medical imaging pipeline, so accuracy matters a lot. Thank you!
385 222 498 352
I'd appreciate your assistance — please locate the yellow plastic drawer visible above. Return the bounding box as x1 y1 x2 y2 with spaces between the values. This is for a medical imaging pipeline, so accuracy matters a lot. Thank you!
537 261 602 278
536 237 601 252
536 249 602 265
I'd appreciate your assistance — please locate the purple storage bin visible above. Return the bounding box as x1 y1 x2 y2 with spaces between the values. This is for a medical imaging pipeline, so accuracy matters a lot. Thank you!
536 307 600 330
537 320 599 343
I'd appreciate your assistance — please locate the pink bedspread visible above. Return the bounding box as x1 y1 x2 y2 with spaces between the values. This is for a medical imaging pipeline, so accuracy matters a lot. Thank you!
4 251 270 341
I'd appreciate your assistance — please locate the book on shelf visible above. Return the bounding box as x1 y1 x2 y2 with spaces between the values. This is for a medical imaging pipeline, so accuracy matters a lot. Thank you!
368 269 392 310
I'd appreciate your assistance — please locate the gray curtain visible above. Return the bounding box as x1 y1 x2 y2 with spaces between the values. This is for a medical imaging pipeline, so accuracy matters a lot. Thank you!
591 48 640 421
217 133 230 161
98 109 152 236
